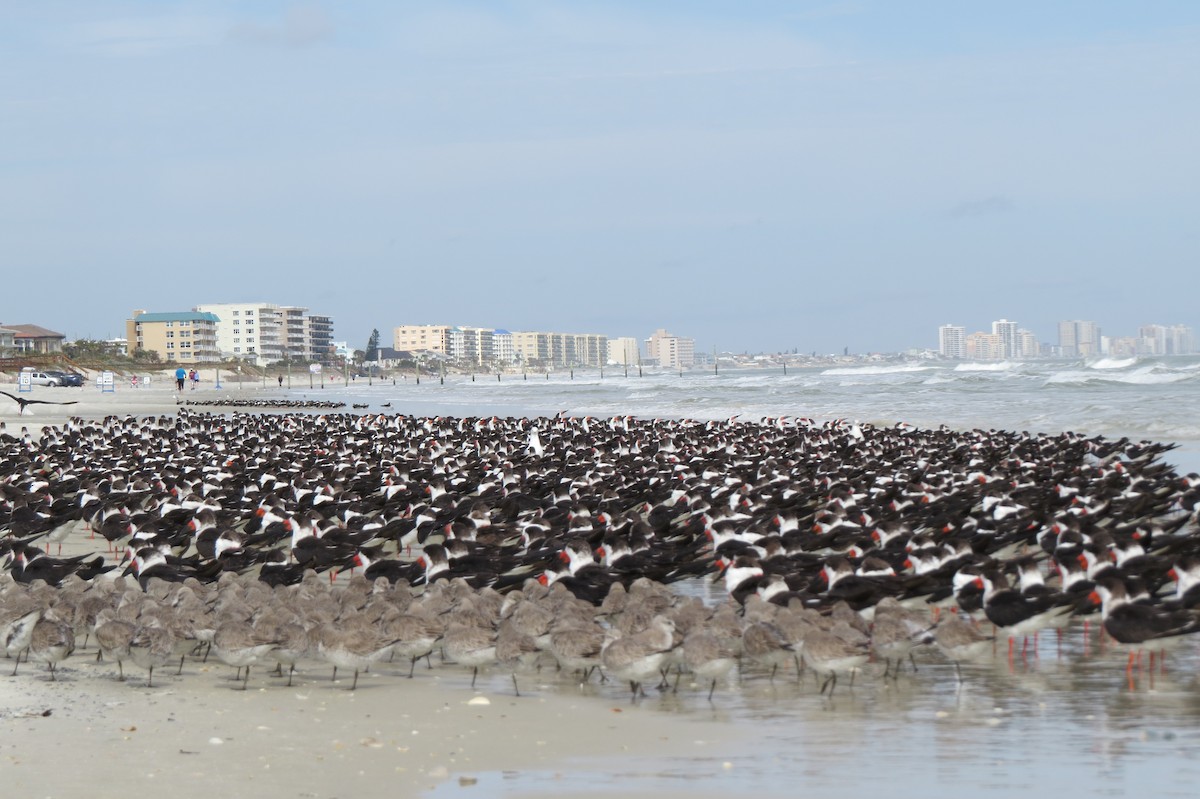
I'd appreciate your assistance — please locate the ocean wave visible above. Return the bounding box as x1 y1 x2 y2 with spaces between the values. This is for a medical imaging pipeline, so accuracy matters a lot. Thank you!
821 365 933 376
1086 357 1137 370
1045 367 1194 386
952 361 1022 372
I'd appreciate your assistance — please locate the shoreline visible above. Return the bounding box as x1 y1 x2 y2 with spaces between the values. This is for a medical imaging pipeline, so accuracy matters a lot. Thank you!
1 655 735 798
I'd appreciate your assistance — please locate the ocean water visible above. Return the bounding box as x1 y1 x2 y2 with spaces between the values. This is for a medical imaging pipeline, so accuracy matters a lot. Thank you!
275 354 1200 474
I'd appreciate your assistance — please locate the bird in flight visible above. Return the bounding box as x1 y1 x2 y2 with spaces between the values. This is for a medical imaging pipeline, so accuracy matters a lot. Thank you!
0 390 79 416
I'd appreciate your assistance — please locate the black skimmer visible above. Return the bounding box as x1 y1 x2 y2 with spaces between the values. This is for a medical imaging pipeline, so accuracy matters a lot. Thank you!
1089 576 1200 674
0 390 79 416
977 570 1074 661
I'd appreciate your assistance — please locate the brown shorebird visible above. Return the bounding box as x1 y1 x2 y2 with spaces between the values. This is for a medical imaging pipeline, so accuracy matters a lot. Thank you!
442 622 498 689
94 616 136 680
211 620 278 690
314 621 400 691
802 625 871 695
28 614 76 680
600 616 676 698
742 620 795 681
128 624 176 688
680 628 740 701
871 597 936 678
548 619 606 681
495 621 543 696
934 615 995 681
381 612 444 678
4 608 43 676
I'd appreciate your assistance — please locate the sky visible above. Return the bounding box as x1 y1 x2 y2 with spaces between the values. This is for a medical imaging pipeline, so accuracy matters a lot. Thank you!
2 1 1198 355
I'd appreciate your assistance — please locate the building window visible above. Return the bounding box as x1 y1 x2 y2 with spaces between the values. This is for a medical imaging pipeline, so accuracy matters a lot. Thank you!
234 347 241 353
166 342 175 350
233 337 240 343
165 321 174 328
245 310 255 316
166 331 174 338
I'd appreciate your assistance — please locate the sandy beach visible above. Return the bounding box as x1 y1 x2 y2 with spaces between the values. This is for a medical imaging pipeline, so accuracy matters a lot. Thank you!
1 654 734 799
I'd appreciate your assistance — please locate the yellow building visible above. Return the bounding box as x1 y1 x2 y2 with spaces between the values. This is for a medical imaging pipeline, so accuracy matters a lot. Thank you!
393 325 450 355
126 310 220 363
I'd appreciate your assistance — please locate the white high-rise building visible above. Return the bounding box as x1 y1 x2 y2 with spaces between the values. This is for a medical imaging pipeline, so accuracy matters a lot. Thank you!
938 325 966 359
992 319 1020 359
194 302 333 365
492 330 515 364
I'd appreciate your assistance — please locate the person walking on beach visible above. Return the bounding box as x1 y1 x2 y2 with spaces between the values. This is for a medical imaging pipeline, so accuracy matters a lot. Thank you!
175 366 186 392
278 375 284 388
189 369 199 390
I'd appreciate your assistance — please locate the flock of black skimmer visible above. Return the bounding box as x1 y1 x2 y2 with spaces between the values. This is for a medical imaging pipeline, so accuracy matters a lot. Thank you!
3 410 1200 698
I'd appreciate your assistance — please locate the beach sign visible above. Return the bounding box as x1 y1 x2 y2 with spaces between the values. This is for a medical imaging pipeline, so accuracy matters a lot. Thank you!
309 363 322 374
18 370 32 393
99 371 115 393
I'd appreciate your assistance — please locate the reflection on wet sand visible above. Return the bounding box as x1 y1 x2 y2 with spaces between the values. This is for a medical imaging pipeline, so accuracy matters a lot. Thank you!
430 617 1200 799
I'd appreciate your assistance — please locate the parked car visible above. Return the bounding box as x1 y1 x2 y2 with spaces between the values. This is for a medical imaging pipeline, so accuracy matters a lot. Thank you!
22 371 63 386
46 370 85 387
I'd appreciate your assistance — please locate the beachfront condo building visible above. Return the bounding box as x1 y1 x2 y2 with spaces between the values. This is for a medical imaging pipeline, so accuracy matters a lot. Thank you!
493 330 515 364
125 310 220 363
991 319 1020 359
645 329 695 369
193 303 334 366
395 324 607 367
938 325 966 359
394 325 450 356
965 332 1002 360
1058 320 1102 357
1139 324 1197 355
510 331 608 368
608 337 641 366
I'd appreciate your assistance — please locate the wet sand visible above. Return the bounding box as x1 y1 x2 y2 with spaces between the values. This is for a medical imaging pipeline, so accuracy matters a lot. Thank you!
1 657 733 798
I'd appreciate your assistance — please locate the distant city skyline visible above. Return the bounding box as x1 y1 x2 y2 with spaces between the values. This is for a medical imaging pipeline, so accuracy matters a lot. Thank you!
937 317 1196 359
3 3 1198 354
